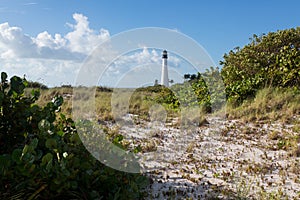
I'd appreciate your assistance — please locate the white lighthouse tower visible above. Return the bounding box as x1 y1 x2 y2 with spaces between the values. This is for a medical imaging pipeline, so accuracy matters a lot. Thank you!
161 50 169 87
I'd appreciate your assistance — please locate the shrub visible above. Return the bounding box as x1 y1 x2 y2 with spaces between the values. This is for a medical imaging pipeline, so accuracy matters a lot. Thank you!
0 72 148 199
132 67 225 116
221 27 300 104
27 81 48 89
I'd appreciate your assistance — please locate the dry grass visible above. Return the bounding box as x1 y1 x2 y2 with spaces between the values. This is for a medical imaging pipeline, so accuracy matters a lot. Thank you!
31 86 300 131
28 86 112 119
224 87 300 123
220 87 300 158
30 86 179 123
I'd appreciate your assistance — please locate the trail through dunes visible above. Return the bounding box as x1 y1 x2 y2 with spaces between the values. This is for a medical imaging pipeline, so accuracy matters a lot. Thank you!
113 114 300 199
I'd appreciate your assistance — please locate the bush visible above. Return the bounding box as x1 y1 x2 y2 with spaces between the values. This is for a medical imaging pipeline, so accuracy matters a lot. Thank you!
178 67 225 112
27 81 48 89
221 27 300 104
133 67 225 115
0 72 148 199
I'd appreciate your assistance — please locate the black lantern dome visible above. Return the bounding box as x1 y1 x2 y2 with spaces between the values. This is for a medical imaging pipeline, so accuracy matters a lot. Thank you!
162 50 168 59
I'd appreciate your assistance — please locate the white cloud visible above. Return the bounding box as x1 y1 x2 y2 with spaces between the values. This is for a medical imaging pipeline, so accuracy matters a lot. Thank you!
1 58 80 85
0 13 112 86
0 13 110 61
0 13 183 87
65 13 110 54
114 47 160 66
0 22 80 60
35 31 66 49
23 3 38 6
0 22 35 58
112 48 181 72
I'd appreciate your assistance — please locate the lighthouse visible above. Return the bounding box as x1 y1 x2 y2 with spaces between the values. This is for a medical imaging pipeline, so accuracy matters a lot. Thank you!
161 50 169 87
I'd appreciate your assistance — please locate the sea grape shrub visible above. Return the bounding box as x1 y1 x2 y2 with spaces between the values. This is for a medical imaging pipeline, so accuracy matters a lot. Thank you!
221 27 300 104
0 72 148 199
0 72 41 154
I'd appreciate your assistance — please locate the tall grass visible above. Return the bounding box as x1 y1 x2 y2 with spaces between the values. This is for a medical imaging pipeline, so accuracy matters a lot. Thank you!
31 86 300 126
225 87 300 123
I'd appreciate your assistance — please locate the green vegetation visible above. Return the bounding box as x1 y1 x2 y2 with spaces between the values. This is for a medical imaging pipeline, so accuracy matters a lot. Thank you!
221 27 300 104
220 27 300 124
27 81 48 90
130 66 225 124
0 72 148 199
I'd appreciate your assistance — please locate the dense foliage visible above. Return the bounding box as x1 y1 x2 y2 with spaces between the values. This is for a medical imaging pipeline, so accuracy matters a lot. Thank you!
221 27 300 104
183 67 225 112
0 72 148 199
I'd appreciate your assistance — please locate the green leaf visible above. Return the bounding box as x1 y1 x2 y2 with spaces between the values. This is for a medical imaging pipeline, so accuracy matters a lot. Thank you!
53 178 61 185
1 72 7 83
0 91 4 105
113 134 124 143
41 153 53 166
29 164 36 172
60 113 66 120
0 154 11 168
57 130 64 137
31 89 40 100
70 181 78 189
46 159 53 171
70 133 81 144
12 149 22 163
30 138 39 149
130 181 138 192
62 169 70 176
133 145 142 153
38 119 51 132
53 96 63 108
45 138 57 149
10 76 25 95
22 145 29 156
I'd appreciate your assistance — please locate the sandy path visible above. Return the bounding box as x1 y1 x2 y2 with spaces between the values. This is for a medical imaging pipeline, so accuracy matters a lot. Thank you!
115 115 300 199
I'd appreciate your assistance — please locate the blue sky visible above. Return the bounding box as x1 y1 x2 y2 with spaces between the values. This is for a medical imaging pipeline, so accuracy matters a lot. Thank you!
0 0 299 87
